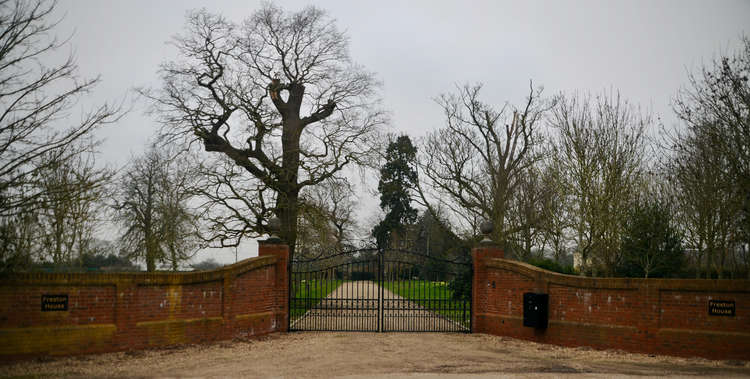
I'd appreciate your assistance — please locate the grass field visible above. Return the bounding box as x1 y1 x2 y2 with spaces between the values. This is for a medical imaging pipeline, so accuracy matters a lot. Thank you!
381 280 470 326
290 279 343 319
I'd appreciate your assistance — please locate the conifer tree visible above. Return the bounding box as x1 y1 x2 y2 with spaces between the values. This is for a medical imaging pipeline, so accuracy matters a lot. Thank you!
372 136 418 248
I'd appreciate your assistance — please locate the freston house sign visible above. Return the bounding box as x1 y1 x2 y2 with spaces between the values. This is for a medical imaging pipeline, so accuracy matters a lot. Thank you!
708 299 735 317
41 294 68 312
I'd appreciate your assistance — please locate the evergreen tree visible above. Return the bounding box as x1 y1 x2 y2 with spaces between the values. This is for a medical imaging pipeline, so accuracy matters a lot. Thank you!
617 200 684 278
373 136 419 248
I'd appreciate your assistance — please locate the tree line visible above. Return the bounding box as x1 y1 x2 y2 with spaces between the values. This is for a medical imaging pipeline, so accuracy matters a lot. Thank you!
1 0 747 279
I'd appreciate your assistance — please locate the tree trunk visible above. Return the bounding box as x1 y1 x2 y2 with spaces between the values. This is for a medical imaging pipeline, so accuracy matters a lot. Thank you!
279 115 302 261
145 226 156 272
278 191 299 260
146 251 156 272
144 195 156 272
170 245 178 271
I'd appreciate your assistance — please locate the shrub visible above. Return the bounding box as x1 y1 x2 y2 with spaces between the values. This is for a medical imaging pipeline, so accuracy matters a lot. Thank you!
617 199 684 278
527 257 576 275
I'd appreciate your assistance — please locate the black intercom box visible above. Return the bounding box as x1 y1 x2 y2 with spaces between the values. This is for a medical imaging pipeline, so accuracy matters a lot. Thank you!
523 292 549 328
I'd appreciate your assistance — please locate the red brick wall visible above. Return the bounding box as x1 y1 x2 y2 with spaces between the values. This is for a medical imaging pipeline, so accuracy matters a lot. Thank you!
472 245 750 360
1 285 117 328
0 242 289 361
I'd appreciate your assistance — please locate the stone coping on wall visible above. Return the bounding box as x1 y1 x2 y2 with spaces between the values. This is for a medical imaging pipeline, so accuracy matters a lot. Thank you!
0 255 278 286
0 252 287 361
485 257 750 291
478 256 750 360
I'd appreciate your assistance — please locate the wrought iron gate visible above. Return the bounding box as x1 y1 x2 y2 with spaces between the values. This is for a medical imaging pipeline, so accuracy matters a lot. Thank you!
289 248 471 332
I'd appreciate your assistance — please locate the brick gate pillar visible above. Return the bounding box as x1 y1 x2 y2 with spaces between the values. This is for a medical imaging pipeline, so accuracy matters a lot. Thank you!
258 217 289 332
471 221 503 333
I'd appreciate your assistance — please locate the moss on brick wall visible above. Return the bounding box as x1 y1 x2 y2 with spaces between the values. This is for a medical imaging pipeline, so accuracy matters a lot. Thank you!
0 243 289 361
474 253 750 360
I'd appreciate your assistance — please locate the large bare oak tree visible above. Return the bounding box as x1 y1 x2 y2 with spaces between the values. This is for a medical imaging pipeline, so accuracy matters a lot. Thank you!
145 5 384 259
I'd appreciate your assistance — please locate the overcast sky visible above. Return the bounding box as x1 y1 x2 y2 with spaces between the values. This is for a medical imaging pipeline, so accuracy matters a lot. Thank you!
50 0 749 264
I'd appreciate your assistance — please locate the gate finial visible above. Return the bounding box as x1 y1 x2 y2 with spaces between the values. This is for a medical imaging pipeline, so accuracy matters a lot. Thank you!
480 220 494 243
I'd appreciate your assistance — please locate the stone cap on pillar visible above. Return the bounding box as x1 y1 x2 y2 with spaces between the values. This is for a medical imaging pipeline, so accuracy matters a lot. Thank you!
479 220 497 246
262 216 283 244
473 219 503 259
258 216 288 258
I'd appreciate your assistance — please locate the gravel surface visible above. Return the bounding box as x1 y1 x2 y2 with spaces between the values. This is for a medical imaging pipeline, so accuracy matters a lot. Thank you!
1 332 748 378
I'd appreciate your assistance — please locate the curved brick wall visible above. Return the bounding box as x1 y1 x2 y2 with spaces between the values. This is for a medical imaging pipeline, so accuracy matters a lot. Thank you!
0 241 288 361
472 245 750 360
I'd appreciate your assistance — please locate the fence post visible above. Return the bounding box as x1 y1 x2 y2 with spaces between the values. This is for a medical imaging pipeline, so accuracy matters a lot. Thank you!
471 221 504 333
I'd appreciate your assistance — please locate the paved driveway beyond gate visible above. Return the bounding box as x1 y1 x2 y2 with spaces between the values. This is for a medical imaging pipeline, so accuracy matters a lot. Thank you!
291 281 466 332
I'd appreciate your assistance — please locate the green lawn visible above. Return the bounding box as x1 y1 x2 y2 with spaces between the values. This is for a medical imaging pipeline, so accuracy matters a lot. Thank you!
290 279 343 319
289 279 469 327
381 280 452 300
381 280 470 326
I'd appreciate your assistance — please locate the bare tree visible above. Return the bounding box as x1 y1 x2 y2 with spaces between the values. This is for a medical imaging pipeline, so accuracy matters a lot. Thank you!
0 0 121 217
192 155 275 248
419 83 548 243
671 36 750 278
1 143 111 272
113 145 200 271
35 144 113 266
296 177 359 258
0 0 121 272
538 161 571 264
668 123 739 278
0 211 36 272
549 91 648 276
144 5 385 260
159 159 202 271
506 163 556 261
321 179 359 251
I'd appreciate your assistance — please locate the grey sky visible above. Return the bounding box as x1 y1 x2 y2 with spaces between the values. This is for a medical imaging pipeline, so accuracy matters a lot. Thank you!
50 0 749 263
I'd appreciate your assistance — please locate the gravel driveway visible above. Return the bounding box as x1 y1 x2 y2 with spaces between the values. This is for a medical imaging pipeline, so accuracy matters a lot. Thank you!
1 332 748 378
